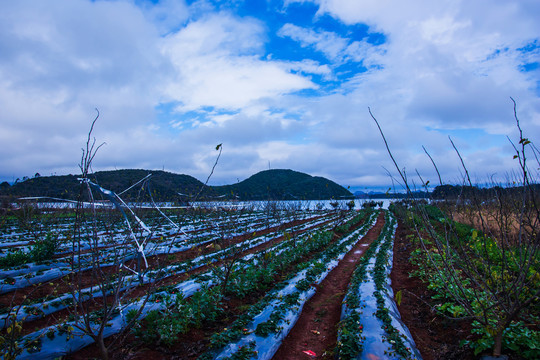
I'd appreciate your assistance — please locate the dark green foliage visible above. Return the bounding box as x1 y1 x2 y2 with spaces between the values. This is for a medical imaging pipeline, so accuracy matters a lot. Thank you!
0 233 59 268
337 312 364 358
337 212 413 359
255 292 300 337
421 204 445 221
431 184 540 201
362 200 383 208
371 216 413 359
0 169 207 203
406 208 540 358
29 233 59 263
213 169 352 200
1 168 352 202
224 341 257 360
132 286 224 347
0 250 29 268
466 320 540 358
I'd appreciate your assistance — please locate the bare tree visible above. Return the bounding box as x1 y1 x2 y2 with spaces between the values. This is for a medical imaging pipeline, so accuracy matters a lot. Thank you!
370 100 539 357
64 111 155 360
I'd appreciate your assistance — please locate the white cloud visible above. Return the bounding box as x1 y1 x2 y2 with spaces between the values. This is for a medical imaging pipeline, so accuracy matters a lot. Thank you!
278 23 350 61
287 59 333 80
277 23 385 68
1 0 539 190
293 0 540 150
0 0 168 178
273 0 540 188
162 13 315 111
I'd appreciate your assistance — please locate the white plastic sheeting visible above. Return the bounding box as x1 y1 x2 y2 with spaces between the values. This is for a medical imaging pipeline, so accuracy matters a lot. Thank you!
205 212 379 360
339 213 422 360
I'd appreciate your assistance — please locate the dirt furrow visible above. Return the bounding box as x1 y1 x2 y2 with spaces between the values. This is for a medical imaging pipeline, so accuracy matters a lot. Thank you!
9 214 339 336
271 212 385 360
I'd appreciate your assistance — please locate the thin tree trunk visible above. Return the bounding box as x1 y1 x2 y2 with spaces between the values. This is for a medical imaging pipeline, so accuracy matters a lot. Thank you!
221 262 233 295
97 335 109 360
493 330 503 357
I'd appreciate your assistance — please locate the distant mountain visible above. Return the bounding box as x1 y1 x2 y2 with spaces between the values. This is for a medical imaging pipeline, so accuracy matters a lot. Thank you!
0 169 352 202
353 189 431 199
0 170 208 203
214 169 352 200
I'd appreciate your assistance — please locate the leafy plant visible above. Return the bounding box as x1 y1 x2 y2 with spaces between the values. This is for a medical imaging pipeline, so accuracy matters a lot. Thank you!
132 286 223 347
0 232 59 268
464 320 540 358
0 314 24 360
29 232 59 263
0 249 29 268
371 100 540 357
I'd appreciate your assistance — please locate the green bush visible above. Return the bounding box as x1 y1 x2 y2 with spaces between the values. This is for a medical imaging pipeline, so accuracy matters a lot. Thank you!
29 233 59 263
0 233 59 269
132 286 223 347
465 320 540 358
0 249 30 268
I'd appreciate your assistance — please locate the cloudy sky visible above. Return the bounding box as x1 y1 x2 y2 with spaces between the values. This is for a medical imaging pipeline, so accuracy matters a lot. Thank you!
1 0 539 192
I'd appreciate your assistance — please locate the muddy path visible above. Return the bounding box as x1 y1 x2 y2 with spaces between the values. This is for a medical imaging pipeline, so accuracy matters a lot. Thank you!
390 222 475 360
0 213 330 308
65 212 373 360
13 214 341 336
271 212 386 360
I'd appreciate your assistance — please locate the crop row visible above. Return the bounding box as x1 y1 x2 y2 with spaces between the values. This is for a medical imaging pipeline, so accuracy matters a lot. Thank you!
7 210 365 359
337 211 422 360
0 209 345 326
197 210 379 360
0 208 335 296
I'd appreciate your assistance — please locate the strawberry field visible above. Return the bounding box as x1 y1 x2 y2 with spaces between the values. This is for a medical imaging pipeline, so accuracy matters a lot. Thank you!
0 194 426 360
2 192 537 360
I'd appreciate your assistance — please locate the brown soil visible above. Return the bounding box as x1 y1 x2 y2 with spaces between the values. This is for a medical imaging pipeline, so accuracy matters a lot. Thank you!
0 214 327 308
450 205 538 246
66 212 371 360
12 214 335 336
15 212 495 360
271 212 386 360
390 222 475 360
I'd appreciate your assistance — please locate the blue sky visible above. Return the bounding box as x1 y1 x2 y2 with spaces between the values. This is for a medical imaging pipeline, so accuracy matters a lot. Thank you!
1 0 539 192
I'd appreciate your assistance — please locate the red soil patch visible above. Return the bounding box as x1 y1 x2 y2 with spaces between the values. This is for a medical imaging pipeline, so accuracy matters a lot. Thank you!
13 214 333 336
271 212 386 359
0 214 326 308
390 222 475 360
64 213 368 359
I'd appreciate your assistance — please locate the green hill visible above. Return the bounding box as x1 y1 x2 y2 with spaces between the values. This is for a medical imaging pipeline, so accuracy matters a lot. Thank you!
214 169 352 200
0 169 351 202
0 170 208 203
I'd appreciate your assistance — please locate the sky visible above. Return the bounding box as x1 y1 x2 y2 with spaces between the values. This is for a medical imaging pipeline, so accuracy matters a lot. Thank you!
1 0 539 193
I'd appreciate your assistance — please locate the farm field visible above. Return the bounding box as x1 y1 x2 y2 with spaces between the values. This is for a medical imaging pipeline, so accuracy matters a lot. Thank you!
1 198 538 359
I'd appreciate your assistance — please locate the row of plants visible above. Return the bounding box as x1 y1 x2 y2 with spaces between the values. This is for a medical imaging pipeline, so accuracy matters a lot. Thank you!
370 215 418 359
337 211 420 360
7 210 365 359
0 207 335 300
0 205 328 273
0 202 322 279
407 214 540 358
129 210 372 351
0 210 343 327
196 210 378 359
0 206 262 265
